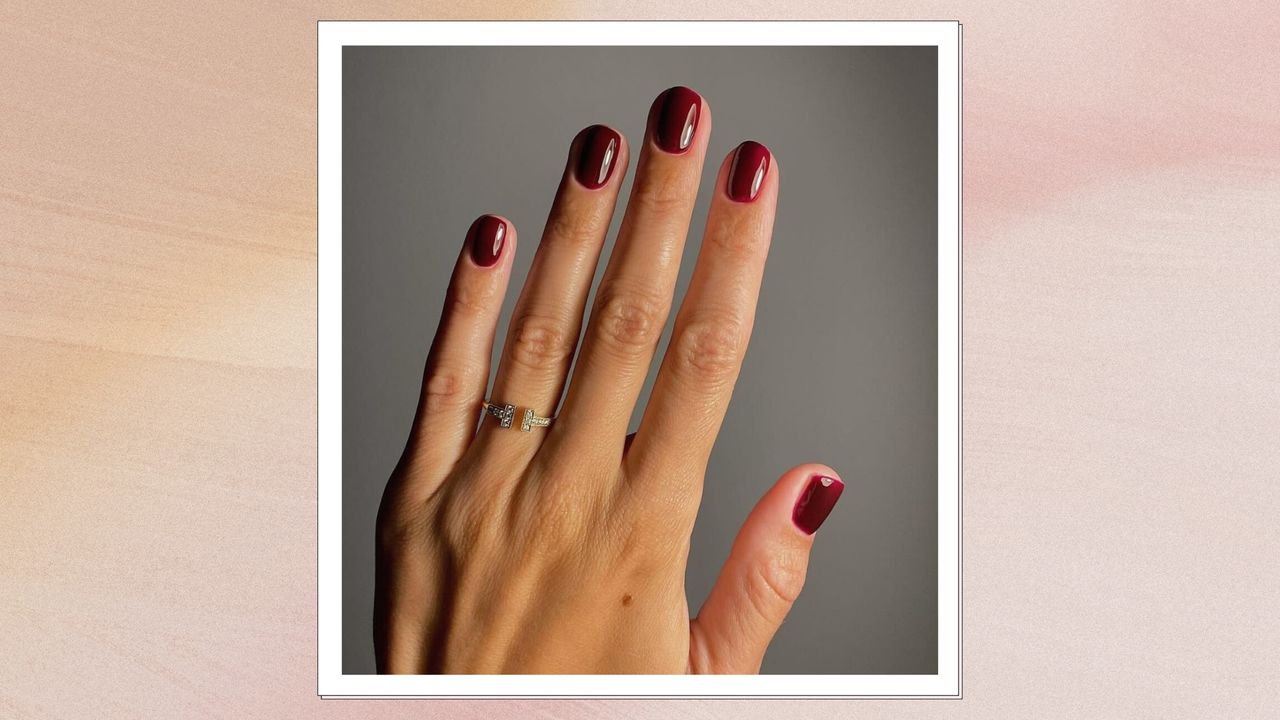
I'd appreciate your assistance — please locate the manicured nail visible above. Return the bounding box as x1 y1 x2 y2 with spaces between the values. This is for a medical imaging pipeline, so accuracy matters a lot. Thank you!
727 141 770 202
468 215 506 267
575 125 621 189
654 86 702 154
792 474 845 535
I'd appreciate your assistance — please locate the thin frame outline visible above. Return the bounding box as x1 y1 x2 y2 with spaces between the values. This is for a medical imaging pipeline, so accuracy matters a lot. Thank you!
317 19 963 699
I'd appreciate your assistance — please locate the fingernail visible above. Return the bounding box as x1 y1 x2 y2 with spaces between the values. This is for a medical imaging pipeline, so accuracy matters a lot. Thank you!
468 215 506 267
654 86 702 154
575 125 621 189
792 474 845 535
727 141 770 202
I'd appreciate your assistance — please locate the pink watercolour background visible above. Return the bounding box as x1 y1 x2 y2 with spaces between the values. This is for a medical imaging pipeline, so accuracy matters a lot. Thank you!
2 3 1278 718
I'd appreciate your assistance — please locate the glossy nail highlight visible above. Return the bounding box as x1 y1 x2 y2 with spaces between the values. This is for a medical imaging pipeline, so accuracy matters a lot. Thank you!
727 141 770 202
468 215 506 267
575 125 621 189
654 86 702 154
792 474 845 535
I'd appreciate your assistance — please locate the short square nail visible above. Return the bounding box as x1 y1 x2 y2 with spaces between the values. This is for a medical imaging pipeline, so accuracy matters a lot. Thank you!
468 215 506 267
654 86 702 154
574 125 621 189
727 141 770 202
792 474 845 535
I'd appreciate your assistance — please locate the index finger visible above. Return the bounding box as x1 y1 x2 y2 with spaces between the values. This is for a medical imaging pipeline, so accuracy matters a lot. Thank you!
625 141 778 498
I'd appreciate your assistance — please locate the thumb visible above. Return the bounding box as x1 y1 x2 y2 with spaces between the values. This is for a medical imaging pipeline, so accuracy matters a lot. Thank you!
689 464 846 674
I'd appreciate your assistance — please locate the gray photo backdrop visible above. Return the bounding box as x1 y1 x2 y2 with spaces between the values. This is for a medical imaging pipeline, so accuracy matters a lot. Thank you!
342 45 938 674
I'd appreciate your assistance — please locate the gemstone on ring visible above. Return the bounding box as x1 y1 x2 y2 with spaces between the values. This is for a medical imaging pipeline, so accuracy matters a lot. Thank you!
521 407 553 432
483 400 553 431
484 402 516 428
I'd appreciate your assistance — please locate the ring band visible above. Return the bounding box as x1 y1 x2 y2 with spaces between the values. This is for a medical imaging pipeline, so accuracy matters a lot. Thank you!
483 401 555 432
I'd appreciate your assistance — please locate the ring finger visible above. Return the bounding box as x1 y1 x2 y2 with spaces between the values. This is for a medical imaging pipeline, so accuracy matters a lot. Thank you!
476 124 629 451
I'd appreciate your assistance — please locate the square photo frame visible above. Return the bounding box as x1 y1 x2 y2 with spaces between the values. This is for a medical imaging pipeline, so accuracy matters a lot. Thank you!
317 19 961 698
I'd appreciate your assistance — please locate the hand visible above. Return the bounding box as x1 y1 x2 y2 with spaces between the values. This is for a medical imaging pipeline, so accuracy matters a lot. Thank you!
374 86 845 674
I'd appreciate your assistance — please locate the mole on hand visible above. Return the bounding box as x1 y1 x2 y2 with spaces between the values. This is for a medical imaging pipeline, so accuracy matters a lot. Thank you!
622 593 633 607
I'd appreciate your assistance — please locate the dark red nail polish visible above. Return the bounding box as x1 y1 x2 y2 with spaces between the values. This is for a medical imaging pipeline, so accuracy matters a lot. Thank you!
468 215 506 267
732 140 768 202
654 86 702 154
575 125 621 189
727 141 770 202
792 474 845 535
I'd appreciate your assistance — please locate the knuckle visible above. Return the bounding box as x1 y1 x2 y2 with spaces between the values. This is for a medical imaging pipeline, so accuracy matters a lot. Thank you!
591 284 667 356
444 281 494 319
421 365 478 413
545 205 604 249
670 313 745 385
705 214 766 259
508 313 574 373
631 167 692 214
744 556 807 623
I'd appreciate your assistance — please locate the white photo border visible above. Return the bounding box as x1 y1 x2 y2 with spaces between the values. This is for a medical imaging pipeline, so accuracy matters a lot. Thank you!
318 19 962 698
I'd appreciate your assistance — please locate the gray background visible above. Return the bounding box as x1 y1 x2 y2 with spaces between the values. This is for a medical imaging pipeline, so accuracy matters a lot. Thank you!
342 46 937 675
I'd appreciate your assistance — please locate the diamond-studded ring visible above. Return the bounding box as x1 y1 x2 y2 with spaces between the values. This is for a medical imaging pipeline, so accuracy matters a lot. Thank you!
482 401 555 432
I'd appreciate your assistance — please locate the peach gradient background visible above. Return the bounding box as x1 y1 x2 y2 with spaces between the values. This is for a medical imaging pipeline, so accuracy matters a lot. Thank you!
2 4 1277 718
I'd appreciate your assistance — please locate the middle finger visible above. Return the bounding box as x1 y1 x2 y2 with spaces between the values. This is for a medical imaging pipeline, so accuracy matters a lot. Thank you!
551 86 712 455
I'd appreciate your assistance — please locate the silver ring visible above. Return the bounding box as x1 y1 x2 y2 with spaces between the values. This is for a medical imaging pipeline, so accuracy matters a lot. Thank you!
483 401 555 432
